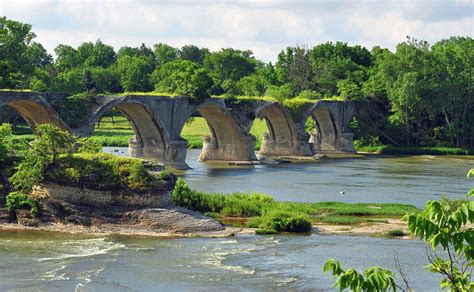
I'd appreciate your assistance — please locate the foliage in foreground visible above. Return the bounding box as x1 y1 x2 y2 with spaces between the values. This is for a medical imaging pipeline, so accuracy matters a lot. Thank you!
323 259 396 291
324 170 474 291
171 178 417 233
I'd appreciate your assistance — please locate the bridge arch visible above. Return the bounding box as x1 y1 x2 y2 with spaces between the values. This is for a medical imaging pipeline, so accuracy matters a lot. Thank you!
252 103 299 157
2 98 67 133
90 98 171 162
186 101 256 161
305 104 340 153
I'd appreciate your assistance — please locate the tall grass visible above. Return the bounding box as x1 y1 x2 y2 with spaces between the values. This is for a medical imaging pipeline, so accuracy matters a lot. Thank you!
171 178 418 233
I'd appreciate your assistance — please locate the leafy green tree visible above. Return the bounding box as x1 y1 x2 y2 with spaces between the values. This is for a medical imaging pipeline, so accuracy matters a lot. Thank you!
179 45 209 65
0 17 43 88
26 42 53 68
275 46 313 96
151 59 213 102
309 41 371 98
118 43 156 67
10 124 74 194
204 48 257 95
53 67 84 93
154 43 178 67
117 55 153 92
89 66 122 93
54 44 81 72
431 37 474 147
77 39 116 68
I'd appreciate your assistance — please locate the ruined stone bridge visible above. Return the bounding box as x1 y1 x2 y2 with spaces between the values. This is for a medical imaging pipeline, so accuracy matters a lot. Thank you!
0 91 355 169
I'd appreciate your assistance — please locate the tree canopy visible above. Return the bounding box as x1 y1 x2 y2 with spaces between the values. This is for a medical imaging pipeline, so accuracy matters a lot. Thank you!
0 17 473 148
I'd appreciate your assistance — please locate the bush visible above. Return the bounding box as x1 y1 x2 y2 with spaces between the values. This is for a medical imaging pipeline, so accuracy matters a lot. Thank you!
158 168 172 180
386 229 406 237
255 228 279 235
261 211 312 232
6 192 38 215
171 178 273 216
76 137 102 153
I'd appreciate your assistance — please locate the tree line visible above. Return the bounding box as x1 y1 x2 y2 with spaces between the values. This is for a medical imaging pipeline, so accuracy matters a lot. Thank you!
0 16 473 148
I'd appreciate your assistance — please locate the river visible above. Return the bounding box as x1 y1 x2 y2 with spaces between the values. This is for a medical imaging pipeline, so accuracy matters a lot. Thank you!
1 148 473 291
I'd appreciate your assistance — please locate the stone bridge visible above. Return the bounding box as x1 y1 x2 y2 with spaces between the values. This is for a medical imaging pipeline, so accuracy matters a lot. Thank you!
0 91 355 169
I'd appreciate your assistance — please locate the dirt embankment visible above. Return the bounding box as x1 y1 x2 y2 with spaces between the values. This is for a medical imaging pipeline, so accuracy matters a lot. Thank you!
0 183 232 238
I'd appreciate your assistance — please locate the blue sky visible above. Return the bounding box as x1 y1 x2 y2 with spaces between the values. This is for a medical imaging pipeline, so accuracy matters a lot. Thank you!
1 0 472 62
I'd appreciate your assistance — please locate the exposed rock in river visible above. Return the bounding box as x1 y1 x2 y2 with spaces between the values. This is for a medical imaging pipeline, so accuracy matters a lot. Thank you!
0 181 227 237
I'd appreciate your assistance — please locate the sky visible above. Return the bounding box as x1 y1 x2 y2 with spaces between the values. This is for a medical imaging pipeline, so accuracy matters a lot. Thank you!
1 0 473 62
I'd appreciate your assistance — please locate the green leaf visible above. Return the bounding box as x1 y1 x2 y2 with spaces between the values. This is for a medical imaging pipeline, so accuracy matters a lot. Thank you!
468 189 474 198
467 169 474 178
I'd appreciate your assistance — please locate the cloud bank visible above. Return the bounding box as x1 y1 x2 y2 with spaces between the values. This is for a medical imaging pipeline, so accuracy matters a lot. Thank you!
1 0 472 62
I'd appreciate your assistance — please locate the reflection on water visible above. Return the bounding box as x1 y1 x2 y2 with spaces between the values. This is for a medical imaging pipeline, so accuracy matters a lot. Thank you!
104 147 474 208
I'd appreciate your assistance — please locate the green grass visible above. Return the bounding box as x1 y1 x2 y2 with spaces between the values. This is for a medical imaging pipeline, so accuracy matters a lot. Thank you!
356 145 474 155
171 178 419 233
92 115 269 149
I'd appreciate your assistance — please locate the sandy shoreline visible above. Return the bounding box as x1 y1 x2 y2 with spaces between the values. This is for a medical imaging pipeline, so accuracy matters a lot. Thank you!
0 218 411 239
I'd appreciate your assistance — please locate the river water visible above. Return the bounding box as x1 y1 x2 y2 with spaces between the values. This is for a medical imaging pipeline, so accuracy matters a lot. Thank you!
1 148 473 291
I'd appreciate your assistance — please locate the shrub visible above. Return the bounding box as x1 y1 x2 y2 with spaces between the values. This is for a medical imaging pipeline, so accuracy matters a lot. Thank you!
6 192 38 215
50 92 98 128
261 211 312 232
158 168 172 180
255 228 279 235
76 137 102 153
386 229 406 237
171 178 273 216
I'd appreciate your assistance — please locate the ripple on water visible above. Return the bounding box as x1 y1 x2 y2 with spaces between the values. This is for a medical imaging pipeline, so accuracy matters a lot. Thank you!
37 238 125 262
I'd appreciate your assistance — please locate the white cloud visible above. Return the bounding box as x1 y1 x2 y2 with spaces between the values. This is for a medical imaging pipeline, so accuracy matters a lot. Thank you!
0 0 472 62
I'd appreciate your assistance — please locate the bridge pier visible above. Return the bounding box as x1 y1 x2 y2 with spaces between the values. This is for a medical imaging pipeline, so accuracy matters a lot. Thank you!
258 131 313 158
128 138 190 169
199 134 257 162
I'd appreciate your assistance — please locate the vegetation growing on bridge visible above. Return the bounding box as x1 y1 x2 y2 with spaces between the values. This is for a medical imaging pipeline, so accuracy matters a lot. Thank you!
1 16 473 150
171 178 418 233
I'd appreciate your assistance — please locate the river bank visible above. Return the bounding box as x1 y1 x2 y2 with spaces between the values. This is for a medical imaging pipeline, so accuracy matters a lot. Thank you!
0 215 410 239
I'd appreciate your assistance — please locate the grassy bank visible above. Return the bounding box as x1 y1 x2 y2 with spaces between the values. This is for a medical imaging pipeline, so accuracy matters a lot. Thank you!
356 145 474 155
172 178 418 233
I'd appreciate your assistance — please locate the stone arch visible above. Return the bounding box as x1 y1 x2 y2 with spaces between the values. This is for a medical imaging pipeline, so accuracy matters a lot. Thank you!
308 105 340 152
91 99 171 162
253 103 299 156
193 102 256 161
4 99 67 132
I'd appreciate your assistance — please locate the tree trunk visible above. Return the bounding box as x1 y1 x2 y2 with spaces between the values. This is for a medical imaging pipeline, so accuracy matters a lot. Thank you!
360 108 400 146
